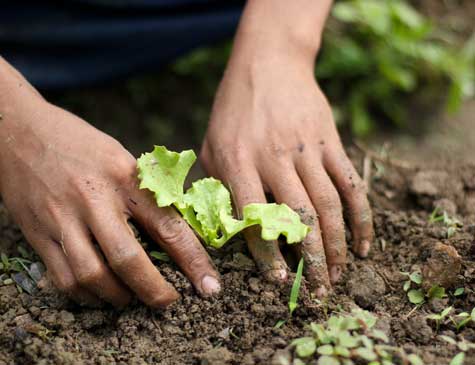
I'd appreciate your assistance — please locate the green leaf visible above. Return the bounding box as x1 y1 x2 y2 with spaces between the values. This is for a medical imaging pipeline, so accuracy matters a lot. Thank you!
355 347 377 361
292 337 316 357
242 204 310 244
289 258 304 315
183 177 237 244
427 285 446 299
317 344 334 356
337 331 360 348
137 146 196 207
274 319 286 329
408 289 425 304
317 356 340 365
334 345 350 357
137 146 309 248
403 280 411 292
454 288 465 296
1 253 9 269
310 323 332 344
407 354 424 365
441 306 453 318
471 307 475 321
390 2 425 29
409 272 423 285
149 251 170 262
450 352 465 365
371 329 389 343
333 3 359 22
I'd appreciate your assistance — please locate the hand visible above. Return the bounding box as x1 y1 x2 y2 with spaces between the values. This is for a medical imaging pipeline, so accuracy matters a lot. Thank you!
201 50 374 296
0 81 221 307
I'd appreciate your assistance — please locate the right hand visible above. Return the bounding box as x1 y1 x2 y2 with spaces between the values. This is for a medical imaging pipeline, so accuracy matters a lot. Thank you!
0 83 221 308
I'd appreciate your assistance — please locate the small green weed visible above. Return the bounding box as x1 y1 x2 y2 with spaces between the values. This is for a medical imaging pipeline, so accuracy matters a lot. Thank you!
401 271 446 305
427 306 453 332
440 335 475 365
429 208 463 238
290 309 423 365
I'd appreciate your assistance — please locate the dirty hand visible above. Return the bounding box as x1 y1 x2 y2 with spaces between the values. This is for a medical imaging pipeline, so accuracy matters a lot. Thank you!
201 0 374 296
0 58 220 307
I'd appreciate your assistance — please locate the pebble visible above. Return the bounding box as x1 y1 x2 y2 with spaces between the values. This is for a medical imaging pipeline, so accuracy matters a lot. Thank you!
347 266 386 309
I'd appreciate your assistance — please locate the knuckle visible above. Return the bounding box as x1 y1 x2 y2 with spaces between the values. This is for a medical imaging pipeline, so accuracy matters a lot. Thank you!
54 275 79 294
75 264 106 286
157 214 191 247
108 246 140 271
186 252 210 272
317 190 342 213
219 145 249 171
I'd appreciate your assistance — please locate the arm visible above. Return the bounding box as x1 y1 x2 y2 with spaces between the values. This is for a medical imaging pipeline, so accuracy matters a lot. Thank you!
202 0 374 295
0 57 220 307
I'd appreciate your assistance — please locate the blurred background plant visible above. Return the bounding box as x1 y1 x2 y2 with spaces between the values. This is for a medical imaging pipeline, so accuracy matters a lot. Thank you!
168 0 475 137
55 0 475 155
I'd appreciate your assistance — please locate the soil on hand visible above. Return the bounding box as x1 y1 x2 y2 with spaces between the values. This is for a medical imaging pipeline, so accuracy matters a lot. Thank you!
0 152 475 365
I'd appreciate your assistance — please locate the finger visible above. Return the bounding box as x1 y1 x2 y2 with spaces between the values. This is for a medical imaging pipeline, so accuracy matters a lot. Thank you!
323 148 374 258
262 162 330 296
296 156 347 284
87 209 180 309
23 232 100 306
60 221 132 307
129 189 221 297
222 154 288 283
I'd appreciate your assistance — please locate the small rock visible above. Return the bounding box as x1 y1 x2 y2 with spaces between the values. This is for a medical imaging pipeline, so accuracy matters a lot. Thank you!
429 297 450 313
200 347 233 365
271 349 291 365
14 326 29 341
272 337 287 348
248 278 261 293
14 313 33 327
422 242 461 289
347 267 386 309
58 310 75 326
403 315 433 345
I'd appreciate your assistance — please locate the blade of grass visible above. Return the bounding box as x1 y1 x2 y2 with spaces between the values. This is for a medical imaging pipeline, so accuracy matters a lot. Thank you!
289 258 304 316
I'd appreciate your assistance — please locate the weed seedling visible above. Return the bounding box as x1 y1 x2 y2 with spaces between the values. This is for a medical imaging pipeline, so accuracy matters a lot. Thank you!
451 307 475 332
290 309 424 365
401 271 446 306
440 335 475 365
289 258 304 316
427 306 452 332
429 208 463 238
274 258 305 328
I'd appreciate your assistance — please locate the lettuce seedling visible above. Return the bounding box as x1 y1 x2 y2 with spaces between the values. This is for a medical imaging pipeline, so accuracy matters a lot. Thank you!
137 146 310 248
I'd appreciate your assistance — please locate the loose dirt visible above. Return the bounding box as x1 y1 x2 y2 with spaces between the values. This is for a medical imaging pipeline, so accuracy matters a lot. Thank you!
0 150 474 365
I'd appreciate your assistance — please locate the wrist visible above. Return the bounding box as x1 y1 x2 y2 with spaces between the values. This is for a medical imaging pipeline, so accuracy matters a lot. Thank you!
230 0 332 70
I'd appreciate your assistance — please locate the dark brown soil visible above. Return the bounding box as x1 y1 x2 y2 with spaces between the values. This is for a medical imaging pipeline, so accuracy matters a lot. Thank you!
1 150 474 365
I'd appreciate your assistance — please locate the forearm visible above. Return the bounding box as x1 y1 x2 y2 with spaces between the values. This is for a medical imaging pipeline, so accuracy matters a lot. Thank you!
0 57 44 141
231 0 333 69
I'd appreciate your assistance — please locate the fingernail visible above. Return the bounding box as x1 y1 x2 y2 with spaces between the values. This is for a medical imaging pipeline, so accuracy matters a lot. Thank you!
329 265 342 284
265 269 288 283
315 285 328 298
201 275 221 296
359 240 370 258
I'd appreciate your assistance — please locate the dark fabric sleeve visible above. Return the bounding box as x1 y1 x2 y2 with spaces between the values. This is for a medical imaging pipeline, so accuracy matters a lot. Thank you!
0 1 243 89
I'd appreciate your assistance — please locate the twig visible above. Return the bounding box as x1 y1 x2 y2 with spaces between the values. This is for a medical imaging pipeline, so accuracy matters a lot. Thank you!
354 141 415 170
